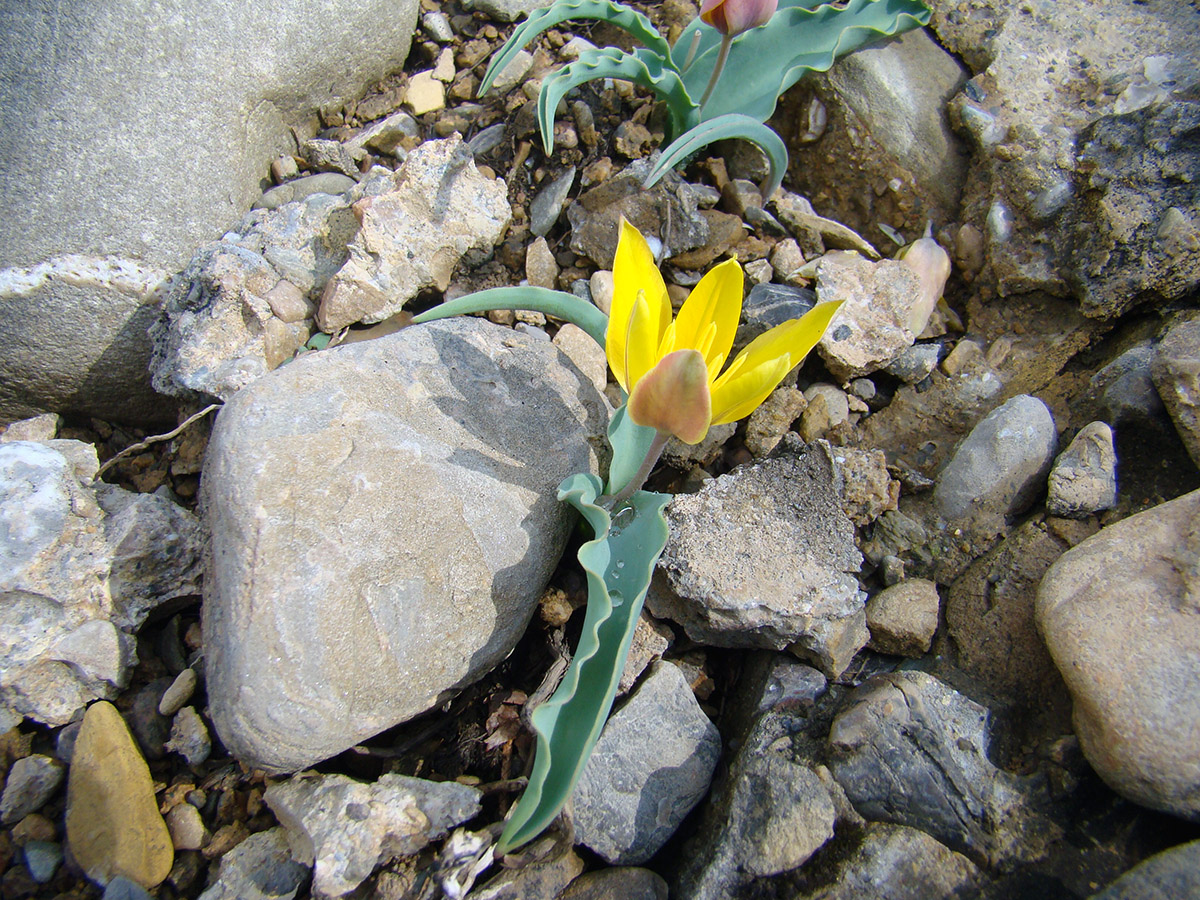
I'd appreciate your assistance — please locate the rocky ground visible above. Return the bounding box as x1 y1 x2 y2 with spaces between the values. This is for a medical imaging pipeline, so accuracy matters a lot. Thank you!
3 0 1200 898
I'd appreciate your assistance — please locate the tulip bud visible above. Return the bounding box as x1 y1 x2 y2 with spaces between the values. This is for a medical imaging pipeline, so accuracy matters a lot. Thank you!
699 0 778 36
628 349 713 445
897 224 952 337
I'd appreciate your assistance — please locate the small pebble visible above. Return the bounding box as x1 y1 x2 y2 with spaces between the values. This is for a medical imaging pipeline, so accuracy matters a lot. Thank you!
158 668 199 717
23 840 63 883
420 11 455 43
12 813 56 844
849 378 877 401
879 555 905 586
103 876 155 900
404 71 446 115
165 707 211 767
165 803 207 851
0 755 65 825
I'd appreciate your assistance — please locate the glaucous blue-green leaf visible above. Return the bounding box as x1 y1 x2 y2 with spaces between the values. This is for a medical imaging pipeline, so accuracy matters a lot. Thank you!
411 287 609 348
480 0 673 97
606 403 658 496
644 114 790 199
537 47 698 153
676 0 932 123
495 473 671 855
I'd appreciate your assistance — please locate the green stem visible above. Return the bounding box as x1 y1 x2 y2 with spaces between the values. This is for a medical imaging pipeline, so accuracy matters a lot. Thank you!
698 34 733 112
604 431 670 508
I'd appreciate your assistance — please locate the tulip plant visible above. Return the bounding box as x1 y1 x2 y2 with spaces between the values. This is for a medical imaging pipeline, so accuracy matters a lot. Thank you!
480 0 931 197
413 221 839 855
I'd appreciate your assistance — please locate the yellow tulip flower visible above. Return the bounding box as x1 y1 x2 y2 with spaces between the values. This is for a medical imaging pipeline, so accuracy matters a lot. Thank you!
607 219 841 446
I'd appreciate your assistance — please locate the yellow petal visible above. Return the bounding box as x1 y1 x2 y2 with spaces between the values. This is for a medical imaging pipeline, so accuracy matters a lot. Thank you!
625 291 662 391
709 301 842 425
672 257 743 371
710 355 791 425
718 300 842 385
628 349 713 444
607 219 671 391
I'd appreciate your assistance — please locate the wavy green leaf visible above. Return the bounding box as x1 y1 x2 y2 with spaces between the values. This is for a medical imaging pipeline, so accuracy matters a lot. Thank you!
536 47 699 153
411 287 609 348
606 402 658 496
644 114 790 199
480 0 673 96
675 0 931 123
495 473 671 856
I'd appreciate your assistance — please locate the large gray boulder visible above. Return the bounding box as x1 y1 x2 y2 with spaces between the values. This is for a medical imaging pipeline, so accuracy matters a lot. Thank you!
203 317 608 773
0 0 420 425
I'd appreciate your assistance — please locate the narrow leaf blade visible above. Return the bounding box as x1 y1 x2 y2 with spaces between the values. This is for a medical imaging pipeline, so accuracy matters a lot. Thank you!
644 114 790 199
496 473 671 855
481 0 673 96
411 287 609 348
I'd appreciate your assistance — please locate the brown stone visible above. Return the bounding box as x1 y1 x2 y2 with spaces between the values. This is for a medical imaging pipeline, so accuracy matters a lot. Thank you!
65 702 173 888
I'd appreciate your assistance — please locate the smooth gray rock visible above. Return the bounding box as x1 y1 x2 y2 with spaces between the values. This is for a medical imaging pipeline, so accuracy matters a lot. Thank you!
317 137 511 331
1151 315 1200 468
0 0 419 424
941 0 1199 313
23 840 64 883
797 822 979 900
934 394 1057 524
1092 343 1164 425
885 343 942 385
266 774 481 897
197 828 310 900
256 173 358 211
828 671 1042 864
1037 490 1200 821
0 754 65 824
574 661 721 865
783 28 969 246
1046 422 1118 518
203 318 607 772
648 439 866 677
1089 839 1200 900
0 441 200 727
735 283 817 356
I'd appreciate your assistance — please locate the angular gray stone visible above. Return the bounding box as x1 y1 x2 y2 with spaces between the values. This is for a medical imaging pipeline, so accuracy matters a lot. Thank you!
1 441 200 727
0 754 65 824
266 773 480 897
0 0 419 423
530 168 577 238
574 661 721 865
318 137 511 331
734 283 816 356
934 394 1057 524
1046 421 1118 518
828 671 1043 864
1089 839 1200 900
676 655 835 900
204 317 607 772
1037 490 1200 821
797 822 979 900
782 28 970 245
568 156 709 270
150 188 358 399
648 439 866 677
815 252 926 380
164 706 211 767
197 828 310 900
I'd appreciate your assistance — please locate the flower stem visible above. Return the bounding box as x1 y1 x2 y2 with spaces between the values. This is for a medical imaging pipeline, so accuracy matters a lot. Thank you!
605 431 670 508
681 29 702 72
698 34 733 112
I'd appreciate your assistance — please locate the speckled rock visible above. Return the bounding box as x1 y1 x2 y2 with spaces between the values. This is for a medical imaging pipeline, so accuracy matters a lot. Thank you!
648 439 866 677
865 579 939 658
1047 421 1118 518
574 661 721 865
265 773 480 897
318 137 510 331
204 317 607 772
1089 839 1200 900
65 702 173 888
1 754 65 825
815 252 926 380
196 828 310 900
1037 489 1200 821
